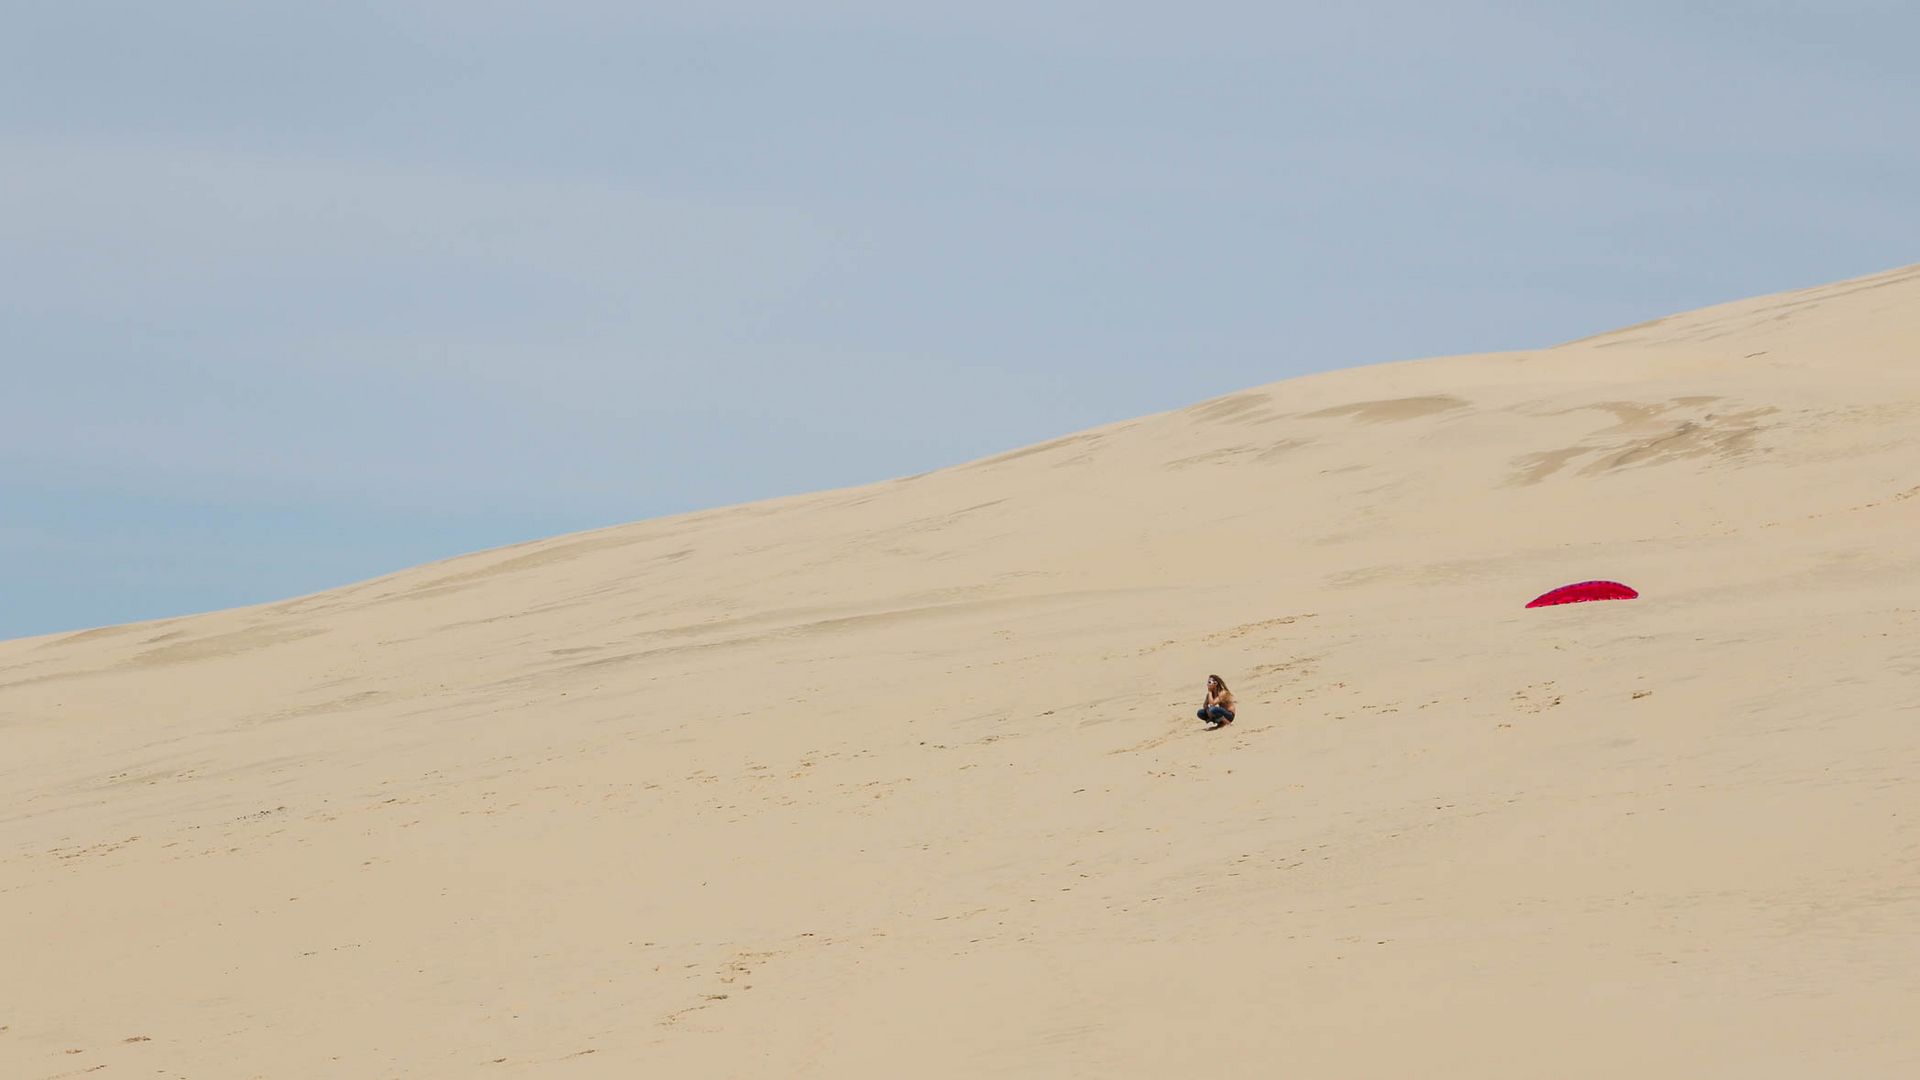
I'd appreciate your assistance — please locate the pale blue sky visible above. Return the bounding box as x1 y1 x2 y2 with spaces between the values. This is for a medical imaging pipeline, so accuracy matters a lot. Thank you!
4 2 1915 638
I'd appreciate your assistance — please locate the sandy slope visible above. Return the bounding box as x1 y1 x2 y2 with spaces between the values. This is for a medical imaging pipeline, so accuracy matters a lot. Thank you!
5 265 1920 1078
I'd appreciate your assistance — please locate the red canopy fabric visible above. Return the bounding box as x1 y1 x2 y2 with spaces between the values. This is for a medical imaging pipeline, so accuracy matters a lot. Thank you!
1526 580 1639 608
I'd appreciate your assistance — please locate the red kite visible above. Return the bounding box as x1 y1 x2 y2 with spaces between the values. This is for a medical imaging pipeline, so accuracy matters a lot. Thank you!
1526 580 1638 608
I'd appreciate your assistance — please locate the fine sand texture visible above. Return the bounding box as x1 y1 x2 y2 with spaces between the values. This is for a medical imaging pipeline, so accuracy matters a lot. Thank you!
5 265 1920 1077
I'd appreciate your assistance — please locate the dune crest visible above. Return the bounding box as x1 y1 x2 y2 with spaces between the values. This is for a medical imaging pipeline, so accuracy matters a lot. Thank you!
6 265 1920 1077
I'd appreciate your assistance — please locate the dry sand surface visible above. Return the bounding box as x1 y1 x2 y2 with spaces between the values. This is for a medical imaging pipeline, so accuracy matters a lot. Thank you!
6 265 1920 1078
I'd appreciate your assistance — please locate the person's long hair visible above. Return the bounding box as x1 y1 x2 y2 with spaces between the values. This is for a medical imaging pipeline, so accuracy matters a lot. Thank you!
1208 674 1228 692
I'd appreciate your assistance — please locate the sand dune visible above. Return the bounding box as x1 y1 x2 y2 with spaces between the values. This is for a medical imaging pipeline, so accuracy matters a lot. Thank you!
5 265 1920 1077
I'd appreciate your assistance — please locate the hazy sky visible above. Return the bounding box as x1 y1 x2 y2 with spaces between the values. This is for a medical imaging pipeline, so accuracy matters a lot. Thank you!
4 2 1916 638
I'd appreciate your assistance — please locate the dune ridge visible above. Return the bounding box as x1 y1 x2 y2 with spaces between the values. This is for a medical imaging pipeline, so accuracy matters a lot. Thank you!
5 264 1920 1077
